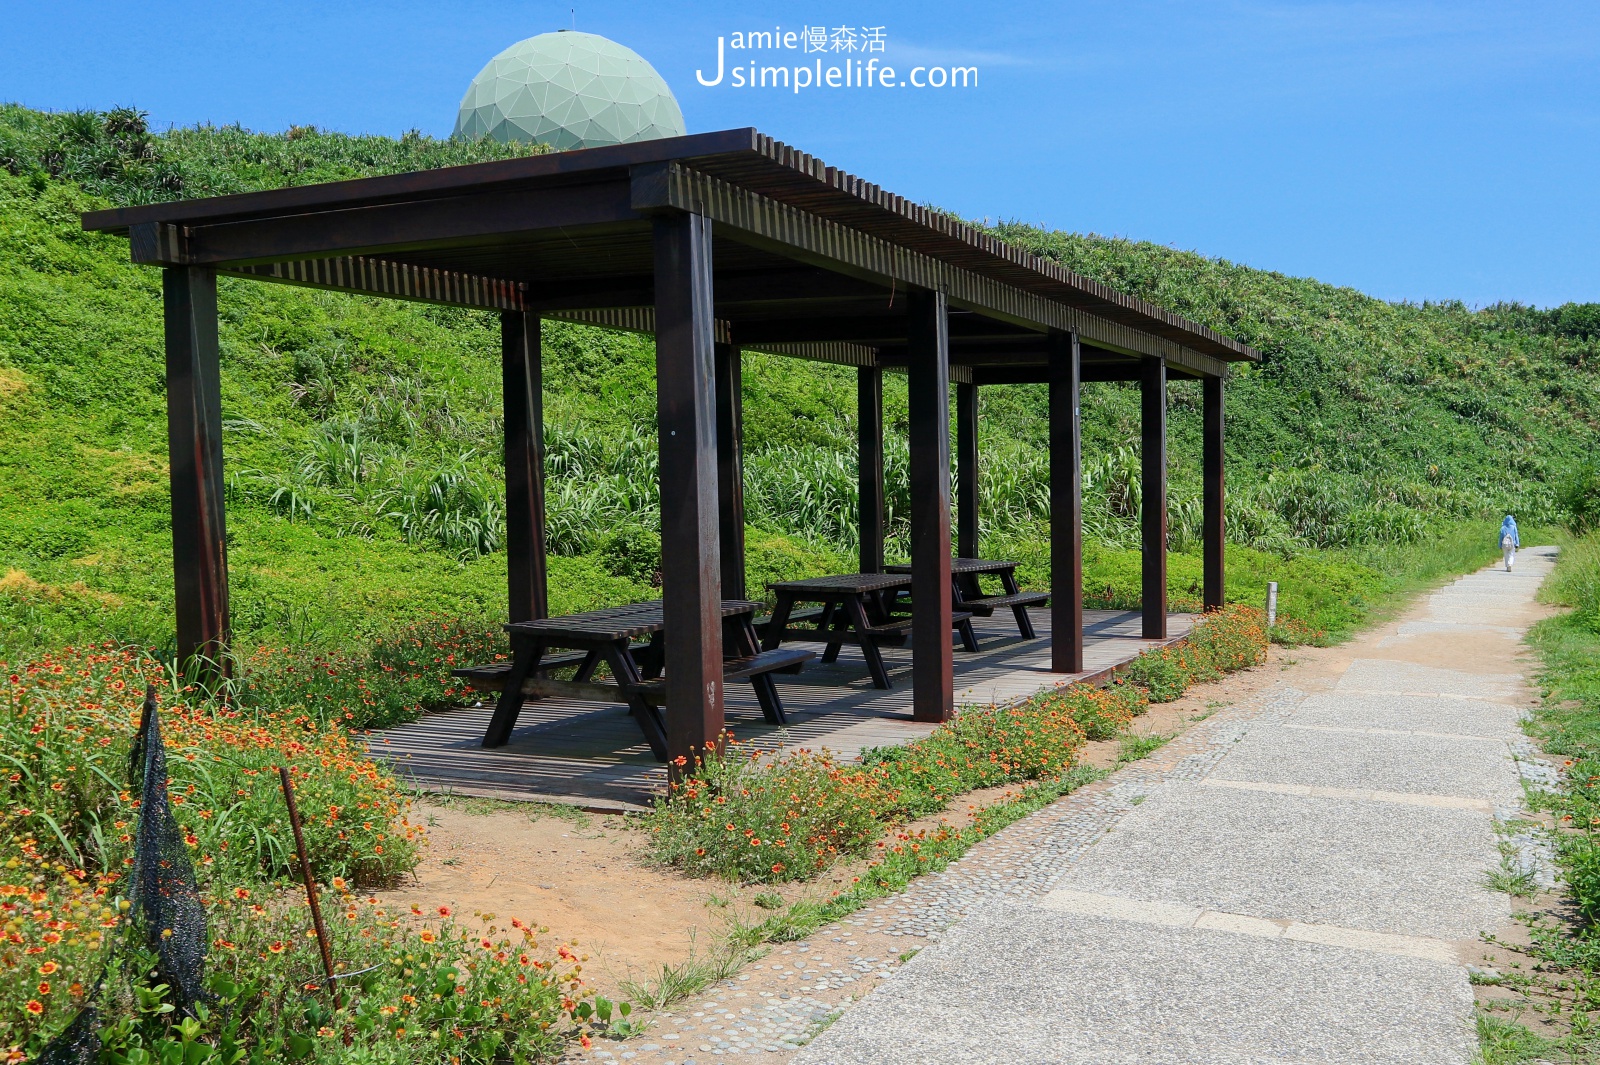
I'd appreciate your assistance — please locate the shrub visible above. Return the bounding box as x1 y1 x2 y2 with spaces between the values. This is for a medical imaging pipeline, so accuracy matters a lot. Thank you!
1560 460 1600 534
646 743 890 883
1122 605 1269 704
2 645 420 888
1269 616 1326 647
239 615 506 729
862 696 1098 817
1 836 599 1063
594 523 662 588
647 682 1140 883
1122 649 1190 702
0 642 611 1062
1184 604 1271 674
1026 681 1150 741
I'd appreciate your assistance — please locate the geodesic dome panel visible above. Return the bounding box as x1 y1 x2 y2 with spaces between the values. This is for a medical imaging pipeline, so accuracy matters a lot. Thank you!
454 31 686 150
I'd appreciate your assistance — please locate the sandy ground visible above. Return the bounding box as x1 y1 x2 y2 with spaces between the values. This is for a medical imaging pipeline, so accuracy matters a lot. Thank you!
379 801 765 988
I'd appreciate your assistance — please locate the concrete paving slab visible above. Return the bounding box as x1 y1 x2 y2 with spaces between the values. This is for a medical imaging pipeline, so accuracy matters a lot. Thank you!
1039 887 1460 962
1059 783 1507 939
1393 621 1521 637
1208 723 1521 803
1288 693 1526 739
1335 659 1525 701
1199 777 1495 813
795 905 1476 1065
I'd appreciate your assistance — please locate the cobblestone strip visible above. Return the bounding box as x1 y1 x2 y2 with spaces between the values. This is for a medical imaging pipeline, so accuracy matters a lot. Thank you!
567 685 1307 1065
1504 735 1562 890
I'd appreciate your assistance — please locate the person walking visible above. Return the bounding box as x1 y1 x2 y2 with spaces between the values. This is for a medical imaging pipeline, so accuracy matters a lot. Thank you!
1500 514 1520 572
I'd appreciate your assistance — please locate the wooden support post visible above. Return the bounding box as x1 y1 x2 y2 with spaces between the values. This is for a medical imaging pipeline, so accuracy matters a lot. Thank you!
714 342 747 600
502 310 548 624
163 266 230 674
857 365 885 574
956 381 979 560
1203 375 1226 612
907 289 954 723
1049 330 1084 672
653 212 724 766
1141 357 1168 639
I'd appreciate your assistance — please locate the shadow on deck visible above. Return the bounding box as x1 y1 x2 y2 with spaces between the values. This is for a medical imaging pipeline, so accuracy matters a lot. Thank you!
366 608 1193 812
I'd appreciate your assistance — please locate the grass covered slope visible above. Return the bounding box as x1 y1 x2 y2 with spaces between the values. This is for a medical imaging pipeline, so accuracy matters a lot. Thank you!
0 104 1595 661
988 223 1600 534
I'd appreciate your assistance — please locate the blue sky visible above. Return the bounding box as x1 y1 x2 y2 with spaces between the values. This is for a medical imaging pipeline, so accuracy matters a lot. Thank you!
3 1 1596 307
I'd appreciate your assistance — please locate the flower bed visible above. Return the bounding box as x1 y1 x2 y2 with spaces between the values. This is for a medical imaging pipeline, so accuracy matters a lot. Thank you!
1 644 603 1062
1121 604 1270 702
4 645 417 886
645 684 1146 884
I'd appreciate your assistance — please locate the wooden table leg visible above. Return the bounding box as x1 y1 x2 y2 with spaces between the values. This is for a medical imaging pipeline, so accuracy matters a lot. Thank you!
846 593 893 689
601 639 669 761
640 632 665 680
820 598 848 664
950 575 981 652
482 637 546 748
727 614 757 657
750 672 786 725
734 615 787 725
1001 567 1038 639
956 615 980 652
573 649 602 682
761 593 796 651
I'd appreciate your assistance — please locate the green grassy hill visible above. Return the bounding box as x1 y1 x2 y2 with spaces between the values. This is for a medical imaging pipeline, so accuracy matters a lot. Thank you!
1 104 1595 659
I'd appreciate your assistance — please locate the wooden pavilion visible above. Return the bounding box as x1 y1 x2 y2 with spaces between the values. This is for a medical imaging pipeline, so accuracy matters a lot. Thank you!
82 128 1259 767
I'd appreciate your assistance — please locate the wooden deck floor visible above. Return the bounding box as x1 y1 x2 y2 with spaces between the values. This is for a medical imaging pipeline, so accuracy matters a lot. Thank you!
367 608 1193 812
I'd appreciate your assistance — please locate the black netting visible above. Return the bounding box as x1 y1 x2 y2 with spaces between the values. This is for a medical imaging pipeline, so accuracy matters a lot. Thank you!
30 999 100 1064
127 685 208 1017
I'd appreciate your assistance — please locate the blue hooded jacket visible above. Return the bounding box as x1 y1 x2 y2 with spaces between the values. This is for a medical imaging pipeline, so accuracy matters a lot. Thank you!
1500 516 1519 548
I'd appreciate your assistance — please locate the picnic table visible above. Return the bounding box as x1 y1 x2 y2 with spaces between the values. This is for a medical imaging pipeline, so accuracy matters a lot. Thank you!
461 600 813 761
761 573 978 691
885 558 1049 639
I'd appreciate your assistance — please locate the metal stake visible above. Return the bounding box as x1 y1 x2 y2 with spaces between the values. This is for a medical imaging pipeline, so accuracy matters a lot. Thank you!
278 766 338 1003
1266 582 1279 628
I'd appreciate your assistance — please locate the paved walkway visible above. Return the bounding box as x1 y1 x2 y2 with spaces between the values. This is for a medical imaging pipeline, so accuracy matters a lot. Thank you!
791 549 1558 1065
566 549 1560 1065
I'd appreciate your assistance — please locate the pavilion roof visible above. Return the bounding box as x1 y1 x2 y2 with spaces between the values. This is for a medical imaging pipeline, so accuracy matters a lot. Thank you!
83 128 1259 380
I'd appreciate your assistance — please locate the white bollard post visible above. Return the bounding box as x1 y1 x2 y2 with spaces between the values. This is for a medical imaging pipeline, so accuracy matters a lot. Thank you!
1266 582 1278 628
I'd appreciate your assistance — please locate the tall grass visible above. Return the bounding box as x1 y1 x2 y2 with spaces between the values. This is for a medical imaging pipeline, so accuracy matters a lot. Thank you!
535 425 1458 564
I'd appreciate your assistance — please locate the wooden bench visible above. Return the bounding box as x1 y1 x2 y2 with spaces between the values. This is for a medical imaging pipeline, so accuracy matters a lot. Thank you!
453 640 661 692
452 653 589 692
755 606 824 638
625 646 815 723
887 559 1047 640
963 590 1050 616
961 590 1048 640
